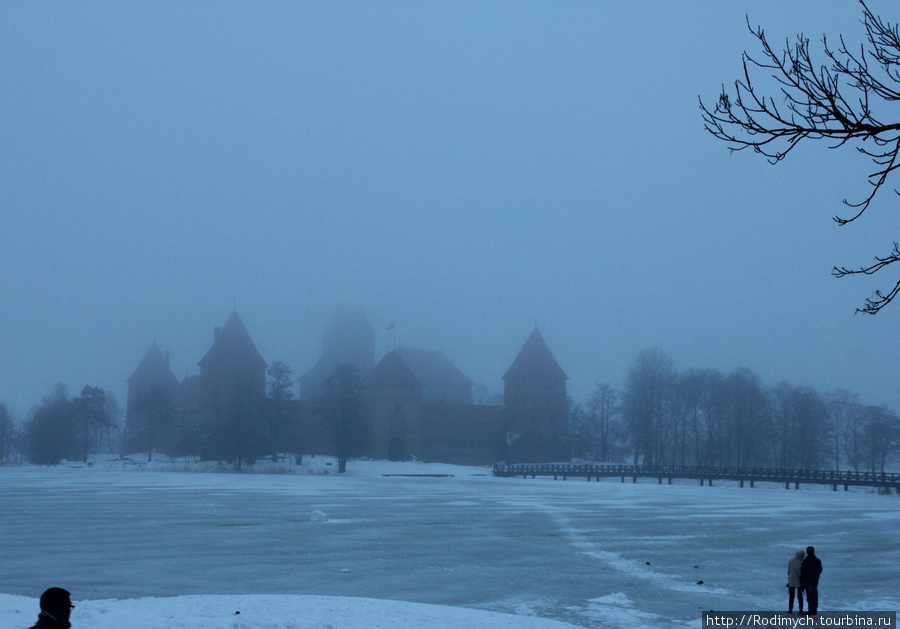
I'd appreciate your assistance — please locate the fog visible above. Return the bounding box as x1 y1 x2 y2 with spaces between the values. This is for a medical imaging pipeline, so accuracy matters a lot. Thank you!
2 1 898 418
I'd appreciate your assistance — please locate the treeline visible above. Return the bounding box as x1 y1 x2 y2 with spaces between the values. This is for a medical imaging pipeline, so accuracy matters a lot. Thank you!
133 361 306 470
199 362 365 471
0 383 121 465
569 348 900 473
128 361 364 470
0 361 368 470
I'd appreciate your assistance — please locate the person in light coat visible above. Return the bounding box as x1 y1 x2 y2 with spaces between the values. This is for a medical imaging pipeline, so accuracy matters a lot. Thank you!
787 549 805 613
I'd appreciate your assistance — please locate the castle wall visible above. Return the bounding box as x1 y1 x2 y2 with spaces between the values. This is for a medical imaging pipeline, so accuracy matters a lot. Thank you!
128 318 571 466
365 385 423 461
421 404 504 465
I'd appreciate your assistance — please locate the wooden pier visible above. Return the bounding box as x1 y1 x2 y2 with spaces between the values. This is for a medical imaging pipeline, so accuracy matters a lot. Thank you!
491 463 900 492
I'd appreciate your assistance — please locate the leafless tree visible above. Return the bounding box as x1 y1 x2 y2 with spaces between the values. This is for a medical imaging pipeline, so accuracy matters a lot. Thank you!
0 403 17 464
861 405 900 472
825 388 863 471
320 364 365 473
585 383 622 463
72 386 112 463
266 361 297 462
25 382 75 465
130 387 175 462
622 348 676 466
701 3 900 314
769 382 829 470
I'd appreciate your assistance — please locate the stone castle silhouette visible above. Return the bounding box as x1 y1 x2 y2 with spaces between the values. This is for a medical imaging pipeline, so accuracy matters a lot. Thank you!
124 307 569 464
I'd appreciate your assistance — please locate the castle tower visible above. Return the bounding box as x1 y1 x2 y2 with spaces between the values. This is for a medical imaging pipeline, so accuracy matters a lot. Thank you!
502 328 569 463
123 341 180 455
300 306 375 399
197 310 267 427
365 351 423 461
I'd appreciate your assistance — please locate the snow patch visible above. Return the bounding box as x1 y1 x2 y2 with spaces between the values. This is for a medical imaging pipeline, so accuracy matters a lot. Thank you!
590 592 632 606
1 594 582 629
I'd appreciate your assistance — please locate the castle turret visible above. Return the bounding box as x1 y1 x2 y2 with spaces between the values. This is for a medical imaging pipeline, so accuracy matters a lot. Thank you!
502 328 569 463
366 351 423 461
197 310 267 427
300 306 375 399
124 341 180 455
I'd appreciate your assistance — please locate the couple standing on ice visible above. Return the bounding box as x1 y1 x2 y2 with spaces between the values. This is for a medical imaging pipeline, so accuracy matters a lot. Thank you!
787 546 823 614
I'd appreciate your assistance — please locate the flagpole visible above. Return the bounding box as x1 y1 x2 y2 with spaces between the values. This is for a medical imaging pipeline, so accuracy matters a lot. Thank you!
386 322 396 351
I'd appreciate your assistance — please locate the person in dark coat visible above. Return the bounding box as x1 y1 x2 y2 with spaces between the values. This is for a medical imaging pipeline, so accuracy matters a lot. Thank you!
787 549 805 613
800 546 823 614
27 587 73 629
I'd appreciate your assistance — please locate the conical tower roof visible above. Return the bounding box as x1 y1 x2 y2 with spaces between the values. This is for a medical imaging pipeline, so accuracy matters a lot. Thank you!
367 351 422 389
128 341 180 388
502 328 568 381
198 311 267 370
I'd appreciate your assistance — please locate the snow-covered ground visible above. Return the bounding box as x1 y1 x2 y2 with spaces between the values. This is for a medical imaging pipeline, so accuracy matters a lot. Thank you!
0 593 580 629
1 457 897 628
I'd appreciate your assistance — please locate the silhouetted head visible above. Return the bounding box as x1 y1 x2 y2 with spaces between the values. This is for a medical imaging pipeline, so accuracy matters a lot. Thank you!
39 587 73 620
795 549 805 560
806 546 815 556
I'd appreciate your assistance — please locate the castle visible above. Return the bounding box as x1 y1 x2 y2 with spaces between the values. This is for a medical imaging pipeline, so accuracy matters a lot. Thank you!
124 308 570 465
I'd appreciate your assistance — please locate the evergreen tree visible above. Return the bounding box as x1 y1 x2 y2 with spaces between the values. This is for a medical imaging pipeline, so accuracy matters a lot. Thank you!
266 361 296 462
71 386 112 463
25 383 75 464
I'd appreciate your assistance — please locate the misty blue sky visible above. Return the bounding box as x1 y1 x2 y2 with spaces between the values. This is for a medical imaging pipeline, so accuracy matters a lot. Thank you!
1 1 897 419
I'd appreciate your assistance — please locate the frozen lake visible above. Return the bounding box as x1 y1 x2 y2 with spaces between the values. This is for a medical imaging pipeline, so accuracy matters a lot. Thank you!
1 461 897 628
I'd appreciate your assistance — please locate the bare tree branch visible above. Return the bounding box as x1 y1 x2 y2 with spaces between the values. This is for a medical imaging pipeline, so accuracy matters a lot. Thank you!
833 242 900 314
700 3 900 313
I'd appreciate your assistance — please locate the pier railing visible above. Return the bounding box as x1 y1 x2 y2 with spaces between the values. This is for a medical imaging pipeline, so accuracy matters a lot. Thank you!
491 463 900 491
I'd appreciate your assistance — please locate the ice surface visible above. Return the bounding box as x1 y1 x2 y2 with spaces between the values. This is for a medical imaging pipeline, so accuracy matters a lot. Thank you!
0 458 897 628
